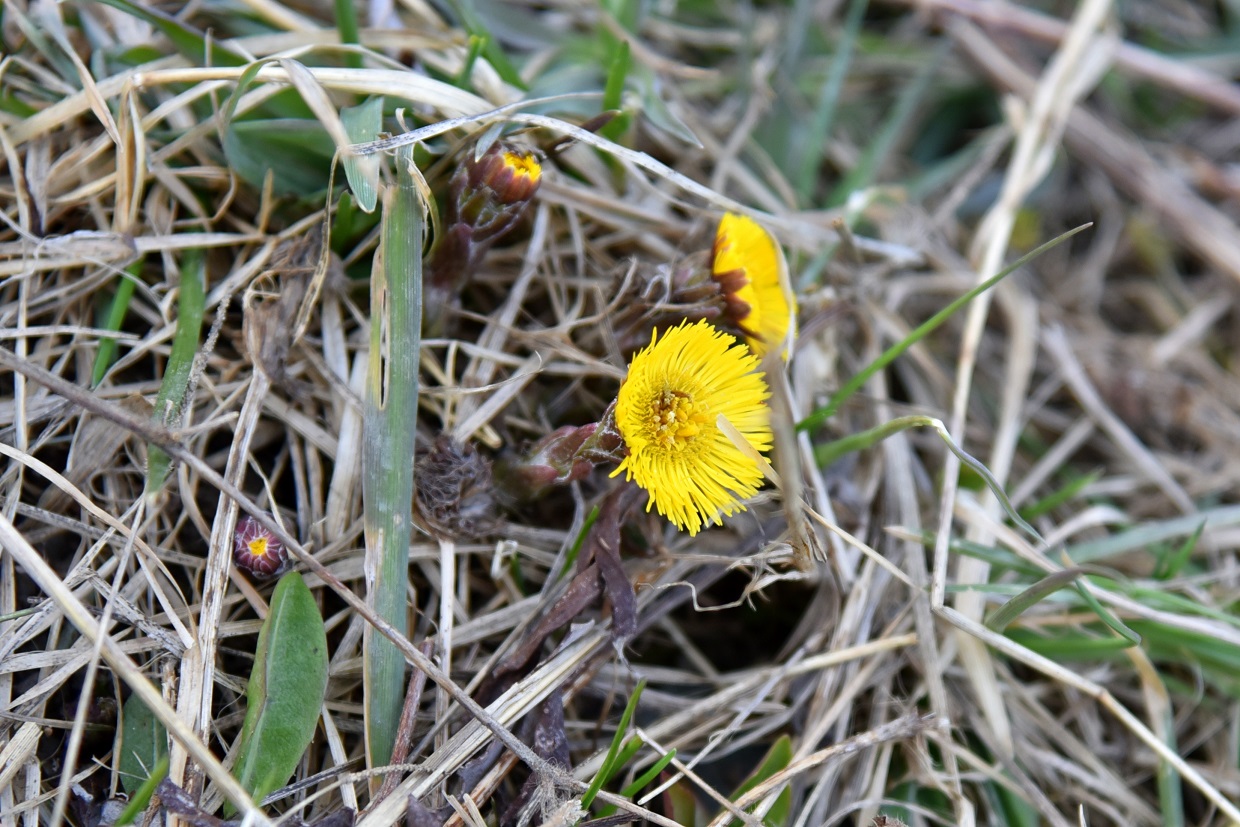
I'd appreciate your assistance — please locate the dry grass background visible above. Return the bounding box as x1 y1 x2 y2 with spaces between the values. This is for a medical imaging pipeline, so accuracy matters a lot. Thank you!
3 1 1240 826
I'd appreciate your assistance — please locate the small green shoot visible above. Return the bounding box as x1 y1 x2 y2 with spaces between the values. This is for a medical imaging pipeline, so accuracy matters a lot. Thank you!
456 35 488 89
794 0 866 206
581 679 647 810
112 755 168 826
1018 469 1102 521
1153 521 1204 581
560 504 601 580
91 260 141 387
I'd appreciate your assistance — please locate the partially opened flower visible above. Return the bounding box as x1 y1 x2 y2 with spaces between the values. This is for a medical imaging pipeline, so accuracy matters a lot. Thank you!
611 320 773 535
233 516 290 578
712 213 797 357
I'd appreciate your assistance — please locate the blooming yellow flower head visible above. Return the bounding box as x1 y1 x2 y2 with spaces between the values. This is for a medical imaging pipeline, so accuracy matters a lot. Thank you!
712 213 797 358
611 320 773 535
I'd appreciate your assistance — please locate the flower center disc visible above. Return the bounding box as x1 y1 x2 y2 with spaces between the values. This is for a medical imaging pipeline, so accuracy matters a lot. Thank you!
248 537 269 558
651 389 707 450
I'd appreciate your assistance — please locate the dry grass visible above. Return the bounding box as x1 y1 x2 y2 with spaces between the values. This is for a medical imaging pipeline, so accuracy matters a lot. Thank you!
3 1 1240 826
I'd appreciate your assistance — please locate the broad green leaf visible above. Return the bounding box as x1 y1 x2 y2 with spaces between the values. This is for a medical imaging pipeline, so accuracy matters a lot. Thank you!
223 119 337 197
341 97 385 213
118 693 167 796
229 572 329 811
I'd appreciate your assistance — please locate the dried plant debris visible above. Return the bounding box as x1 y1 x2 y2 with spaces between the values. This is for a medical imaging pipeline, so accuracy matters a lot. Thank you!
4 2 1240 827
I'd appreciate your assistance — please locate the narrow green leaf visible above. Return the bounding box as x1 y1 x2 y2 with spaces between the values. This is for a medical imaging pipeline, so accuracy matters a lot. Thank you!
1154 520 1204 580
229 572 329 812
455 35 488 89
438 0 526 89
985 569 1092 632
334 0 363 70
94 0 247 66
92 260 141 387
223 119 336 197
798 224 1092 433
728 734 793 827
341 97 385 214
1067 504 1240 564
118 693 168 796
582 679 646 809
618 748 677 798
816 414 1140 646
363 145 424 770
145 250 204 498
826 37 949 208
1018 468 1102 521
602 40 630 113
113 755 168 826
560 504 601 580
793 0 866 206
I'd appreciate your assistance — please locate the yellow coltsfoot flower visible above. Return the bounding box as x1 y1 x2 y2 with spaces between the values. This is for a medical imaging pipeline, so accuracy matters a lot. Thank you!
612 320 773 535
712 213 797 358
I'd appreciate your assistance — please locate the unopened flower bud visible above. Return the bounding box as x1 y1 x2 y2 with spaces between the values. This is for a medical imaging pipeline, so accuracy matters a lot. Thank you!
494 405 625 502
233 516 290 578
446 145 542 246
425 142 543 335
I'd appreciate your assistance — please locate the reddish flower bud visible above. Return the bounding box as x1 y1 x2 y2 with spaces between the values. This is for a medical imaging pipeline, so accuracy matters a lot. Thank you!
233 516 290 578
446 144 542 245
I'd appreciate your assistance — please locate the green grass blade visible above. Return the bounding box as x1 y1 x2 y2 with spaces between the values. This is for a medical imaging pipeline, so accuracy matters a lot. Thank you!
145 250 204 498
816 414 1140 645
798 224 1092 433
438 0 525 89
112 754 168 826
985 568 1091 632
618 748 677 798
793 0 866 207
826 38 949 208
455 35 488 89
363 145 424 770
94 0 246 66
582 679 647 809
728 734 793 827
602 39 630 113
560 504 601 580
92 260 140 387
1154 520 1204 580
334 0 363 70
1018 468 1102 521
1067 504 1240 564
